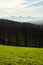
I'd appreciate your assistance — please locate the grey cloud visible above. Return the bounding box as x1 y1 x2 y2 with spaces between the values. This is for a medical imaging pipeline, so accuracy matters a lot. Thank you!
5 16 43 23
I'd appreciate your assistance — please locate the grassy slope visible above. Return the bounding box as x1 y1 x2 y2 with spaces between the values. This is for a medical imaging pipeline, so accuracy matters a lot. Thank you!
0 45 43 65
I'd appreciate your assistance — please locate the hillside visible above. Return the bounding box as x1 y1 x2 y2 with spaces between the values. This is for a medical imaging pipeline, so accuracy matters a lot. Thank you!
0 19 43 47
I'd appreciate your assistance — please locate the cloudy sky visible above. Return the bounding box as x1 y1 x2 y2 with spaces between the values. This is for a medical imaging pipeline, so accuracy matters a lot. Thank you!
0 0 43 22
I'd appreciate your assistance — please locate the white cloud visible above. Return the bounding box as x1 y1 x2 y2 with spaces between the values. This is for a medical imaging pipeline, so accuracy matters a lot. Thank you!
0 0 43 19
0 0 23 8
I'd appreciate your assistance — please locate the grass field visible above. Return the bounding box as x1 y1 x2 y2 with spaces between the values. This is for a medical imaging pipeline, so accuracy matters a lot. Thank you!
0 45 43 65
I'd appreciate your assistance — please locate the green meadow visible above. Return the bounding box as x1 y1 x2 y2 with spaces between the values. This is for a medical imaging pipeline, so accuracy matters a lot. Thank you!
0 45 43 65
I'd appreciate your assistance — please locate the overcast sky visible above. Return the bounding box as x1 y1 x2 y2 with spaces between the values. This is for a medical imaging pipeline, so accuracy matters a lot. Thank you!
0 0 43 22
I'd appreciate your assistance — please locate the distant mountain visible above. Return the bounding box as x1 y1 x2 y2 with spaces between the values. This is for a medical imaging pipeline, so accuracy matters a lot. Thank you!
5 16 43 24
35 20 43 25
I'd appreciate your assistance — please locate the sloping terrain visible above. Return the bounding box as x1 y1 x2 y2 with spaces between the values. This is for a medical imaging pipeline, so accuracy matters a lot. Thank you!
0 45 43 65
0 19 43 47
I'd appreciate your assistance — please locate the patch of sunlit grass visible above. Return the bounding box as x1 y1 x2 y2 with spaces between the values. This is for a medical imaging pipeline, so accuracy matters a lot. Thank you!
0 45 43 65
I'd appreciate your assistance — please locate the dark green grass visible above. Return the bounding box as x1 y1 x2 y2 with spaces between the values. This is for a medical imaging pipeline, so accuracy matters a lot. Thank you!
0 45 43 65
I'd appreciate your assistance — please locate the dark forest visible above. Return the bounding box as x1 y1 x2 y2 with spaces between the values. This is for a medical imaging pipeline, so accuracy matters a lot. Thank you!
0 19 43 47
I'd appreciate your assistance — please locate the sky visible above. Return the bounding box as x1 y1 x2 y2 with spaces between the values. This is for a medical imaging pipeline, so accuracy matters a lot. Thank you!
0 0 43 22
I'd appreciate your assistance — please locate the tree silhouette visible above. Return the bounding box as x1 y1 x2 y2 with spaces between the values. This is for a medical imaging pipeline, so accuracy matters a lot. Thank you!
0 19 43 47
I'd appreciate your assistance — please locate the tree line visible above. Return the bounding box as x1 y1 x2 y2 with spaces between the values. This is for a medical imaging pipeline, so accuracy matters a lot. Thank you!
0 19 43 47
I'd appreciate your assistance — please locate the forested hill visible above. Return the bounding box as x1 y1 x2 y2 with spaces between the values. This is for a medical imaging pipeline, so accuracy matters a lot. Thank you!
0 19 43 47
